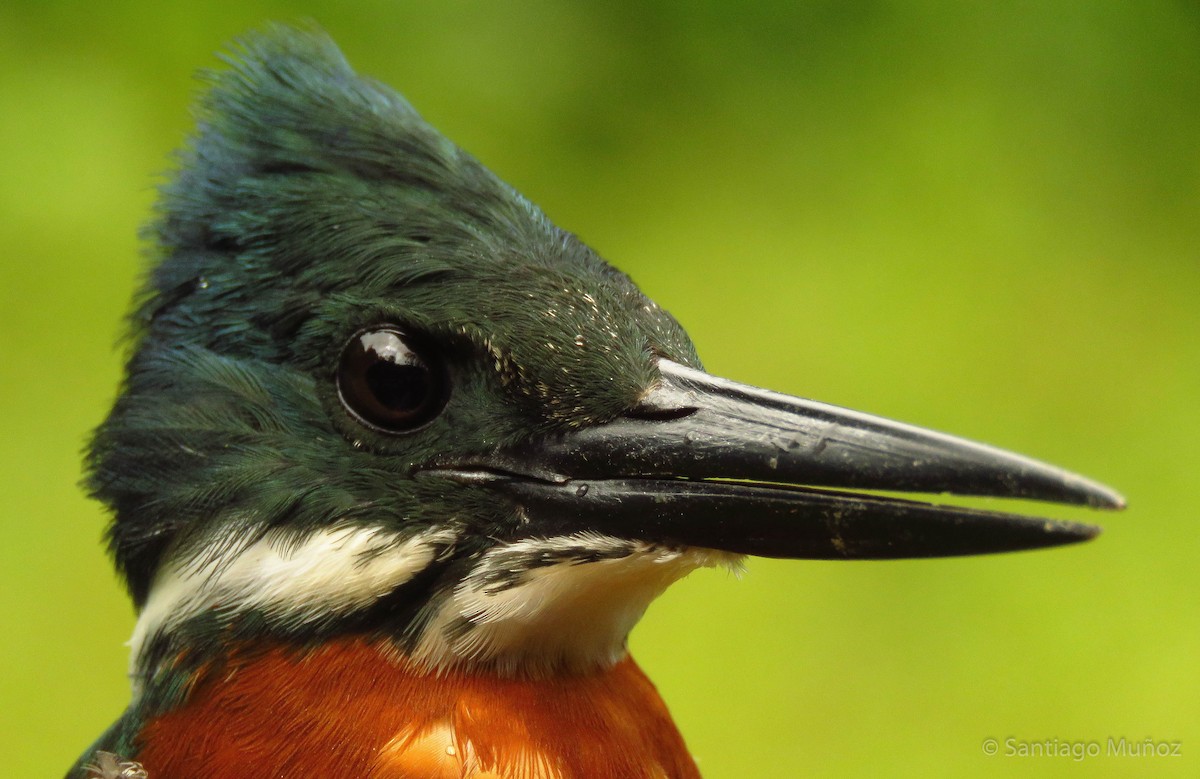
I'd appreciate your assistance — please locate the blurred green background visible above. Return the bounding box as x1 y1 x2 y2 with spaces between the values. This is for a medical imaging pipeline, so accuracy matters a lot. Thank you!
2 1 1197 776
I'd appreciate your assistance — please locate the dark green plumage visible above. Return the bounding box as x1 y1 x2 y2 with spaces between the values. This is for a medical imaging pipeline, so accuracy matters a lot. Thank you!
88 25 699 609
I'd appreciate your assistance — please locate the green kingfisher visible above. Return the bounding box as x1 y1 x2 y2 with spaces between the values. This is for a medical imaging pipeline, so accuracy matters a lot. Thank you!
70 25 1123 779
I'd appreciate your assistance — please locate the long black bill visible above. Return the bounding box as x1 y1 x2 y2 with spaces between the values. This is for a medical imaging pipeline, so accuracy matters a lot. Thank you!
436 360 1123 559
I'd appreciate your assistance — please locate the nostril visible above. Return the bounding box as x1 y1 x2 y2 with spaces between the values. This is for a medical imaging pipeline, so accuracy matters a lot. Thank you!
623 405 699 423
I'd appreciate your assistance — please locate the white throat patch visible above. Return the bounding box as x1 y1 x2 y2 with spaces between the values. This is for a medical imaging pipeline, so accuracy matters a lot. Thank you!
413 532 740 676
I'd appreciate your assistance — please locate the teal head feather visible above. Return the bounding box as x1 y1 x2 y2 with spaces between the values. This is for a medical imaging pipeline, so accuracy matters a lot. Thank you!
88 26 699 616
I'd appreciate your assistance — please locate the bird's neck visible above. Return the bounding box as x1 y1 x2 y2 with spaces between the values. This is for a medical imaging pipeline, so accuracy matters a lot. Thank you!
132 637 700 779
129 525 736 679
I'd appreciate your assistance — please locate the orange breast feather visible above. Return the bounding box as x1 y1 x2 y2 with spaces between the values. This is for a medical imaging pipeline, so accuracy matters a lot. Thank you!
135 639 701 778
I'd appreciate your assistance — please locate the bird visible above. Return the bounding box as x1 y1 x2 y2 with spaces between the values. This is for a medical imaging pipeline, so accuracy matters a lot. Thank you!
68 25 1124 779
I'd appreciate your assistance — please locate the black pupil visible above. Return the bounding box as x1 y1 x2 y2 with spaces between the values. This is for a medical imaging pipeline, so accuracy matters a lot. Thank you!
339 328 443 431
365 358 429 412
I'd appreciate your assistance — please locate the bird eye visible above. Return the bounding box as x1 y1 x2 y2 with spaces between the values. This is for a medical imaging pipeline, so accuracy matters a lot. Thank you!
337 327 447 433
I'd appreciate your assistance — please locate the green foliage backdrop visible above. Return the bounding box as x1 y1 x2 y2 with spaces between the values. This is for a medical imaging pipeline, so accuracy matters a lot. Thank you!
1 2 1196 776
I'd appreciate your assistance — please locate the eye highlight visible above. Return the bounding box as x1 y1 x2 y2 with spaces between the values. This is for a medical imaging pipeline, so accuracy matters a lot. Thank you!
336 326 448 433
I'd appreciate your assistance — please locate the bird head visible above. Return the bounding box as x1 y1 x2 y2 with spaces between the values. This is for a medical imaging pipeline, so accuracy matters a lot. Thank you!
87 27 1121 683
